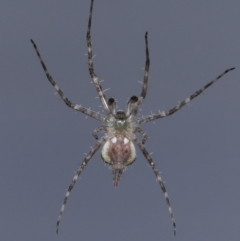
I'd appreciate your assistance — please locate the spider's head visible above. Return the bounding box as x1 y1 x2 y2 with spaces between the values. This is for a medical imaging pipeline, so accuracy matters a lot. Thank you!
113 110 127 130
115 110 126 120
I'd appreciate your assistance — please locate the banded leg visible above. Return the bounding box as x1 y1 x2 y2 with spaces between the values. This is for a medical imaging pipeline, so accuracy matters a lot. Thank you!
140 32 150 102
131 32 150 117
139 67 235 124
30 39 105 122
56 136 107 233
134 137 176 236
87 0 109 113
136 127 148 144
92 126 106 140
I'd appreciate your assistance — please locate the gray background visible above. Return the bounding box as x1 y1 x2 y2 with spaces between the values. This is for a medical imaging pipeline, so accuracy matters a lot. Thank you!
1 0 239 240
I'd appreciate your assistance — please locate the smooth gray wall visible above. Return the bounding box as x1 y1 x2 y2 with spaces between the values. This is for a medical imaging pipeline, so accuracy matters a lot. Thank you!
1 0 239 241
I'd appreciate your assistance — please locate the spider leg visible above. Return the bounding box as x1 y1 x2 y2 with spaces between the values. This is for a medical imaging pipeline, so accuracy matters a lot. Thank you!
56 136 107 234
140 32 150 102
92 126 106 140
87 0 109 113
30 39 105 122
134 137 176 236
131 32 150 117
138 67 235 124
136 127 148 144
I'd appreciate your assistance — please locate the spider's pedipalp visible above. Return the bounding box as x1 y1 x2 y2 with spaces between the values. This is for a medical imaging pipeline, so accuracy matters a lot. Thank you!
139 67 235 124
30 39 105 122
86 0 109 113
134 137 176 235
56 136 107 234
108 98 117 114
126 96 138 116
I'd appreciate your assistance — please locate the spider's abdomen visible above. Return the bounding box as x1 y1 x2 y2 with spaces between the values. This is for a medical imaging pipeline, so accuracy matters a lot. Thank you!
101 136 136 167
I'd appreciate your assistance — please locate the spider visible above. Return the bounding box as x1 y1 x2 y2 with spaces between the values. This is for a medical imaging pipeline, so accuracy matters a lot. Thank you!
30 0 235 236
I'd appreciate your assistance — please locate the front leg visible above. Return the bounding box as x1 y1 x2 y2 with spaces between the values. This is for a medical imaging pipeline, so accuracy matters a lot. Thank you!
139 67 235 124
30 39 105 122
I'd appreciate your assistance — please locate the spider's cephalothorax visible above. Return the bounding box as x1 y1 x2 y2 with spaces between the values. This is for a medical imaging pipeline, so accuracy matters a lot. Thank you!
30 0 235 236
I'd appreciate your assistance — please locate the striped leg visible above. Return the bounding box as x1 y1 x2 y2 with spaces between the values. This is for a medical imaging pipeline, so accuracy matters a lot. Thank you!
56 136 107 233
134 137 176 236
86 0 109 113
130 32 150 117
139 67 235 124
92 126 106 140
139 32 150 103
30 39 105 122
136 127 148 144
